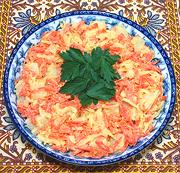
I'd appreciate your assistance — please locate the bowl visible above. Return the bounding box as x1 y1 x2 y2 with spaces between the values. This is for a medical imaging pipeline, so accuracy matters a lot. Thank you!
3 10 176 166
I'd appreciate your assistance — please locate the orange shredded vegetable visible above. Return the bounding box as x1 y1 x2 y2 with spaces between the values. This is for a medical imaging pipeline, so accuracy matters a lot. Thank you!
15 21 165 158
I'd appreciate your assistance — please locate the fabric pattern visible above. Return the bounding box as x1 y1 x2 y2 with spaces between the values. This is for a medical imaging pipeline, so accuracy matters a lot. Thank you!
0 0 179 172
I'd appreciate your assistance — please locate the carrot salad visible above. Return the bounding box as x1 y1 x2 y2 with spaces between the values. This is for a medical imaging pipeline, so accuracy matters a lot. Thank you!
15 21 165 158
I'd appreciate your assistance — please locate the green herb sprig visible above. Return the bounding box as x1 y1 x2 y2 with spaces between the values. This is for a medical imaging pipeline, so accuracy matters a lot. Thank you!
59 47 120 106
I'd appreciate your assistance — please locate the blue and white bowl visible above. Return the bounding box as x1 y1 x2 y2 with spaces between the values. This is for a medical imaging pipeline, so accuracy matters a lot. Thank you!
3 11 176 166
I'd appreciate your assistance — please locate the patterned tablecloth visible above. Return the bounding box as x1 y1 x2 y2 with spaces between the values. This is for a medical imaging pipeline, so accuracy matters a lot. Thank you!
0 0 179 172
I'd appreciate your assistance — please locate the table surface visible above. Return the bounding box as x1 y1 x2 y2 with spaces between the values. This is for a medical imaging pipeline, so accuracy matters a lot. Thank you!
0 0 179 172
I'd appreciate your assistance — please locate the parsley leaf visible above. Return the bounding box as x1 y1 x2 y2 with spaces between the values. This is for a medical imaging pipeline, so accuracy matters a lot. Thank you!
61 61 80 81
103 50 119 65
100 58 116 83
78 93 93 107
59 47 120 107
87 80 115 100
60 77 89 95
61 48 85 63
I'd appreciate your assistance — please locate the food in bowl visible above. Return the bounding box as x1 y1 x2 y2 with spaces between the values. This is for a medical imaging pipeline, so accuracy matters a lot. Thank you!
15 21 166 158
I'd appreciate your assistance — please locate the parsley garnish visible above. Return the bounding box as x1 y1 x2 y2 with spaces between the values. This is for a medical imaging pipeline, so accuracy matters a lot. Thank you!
59 47 120 106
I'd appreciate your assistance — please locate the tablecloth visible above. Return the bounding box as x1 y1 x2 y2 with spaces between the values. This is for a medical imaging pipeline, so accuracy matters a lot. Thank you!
0 0 179 172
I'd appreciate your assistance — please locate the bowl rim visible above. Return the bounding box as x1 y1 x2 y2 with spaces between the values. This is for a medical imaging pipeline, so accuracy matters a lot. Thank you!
3 10 176 166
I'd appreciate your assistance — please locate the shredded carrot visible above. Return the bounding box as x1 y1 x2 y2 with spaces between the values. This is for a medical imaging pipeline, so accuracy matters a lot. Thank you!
15 21 165 158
